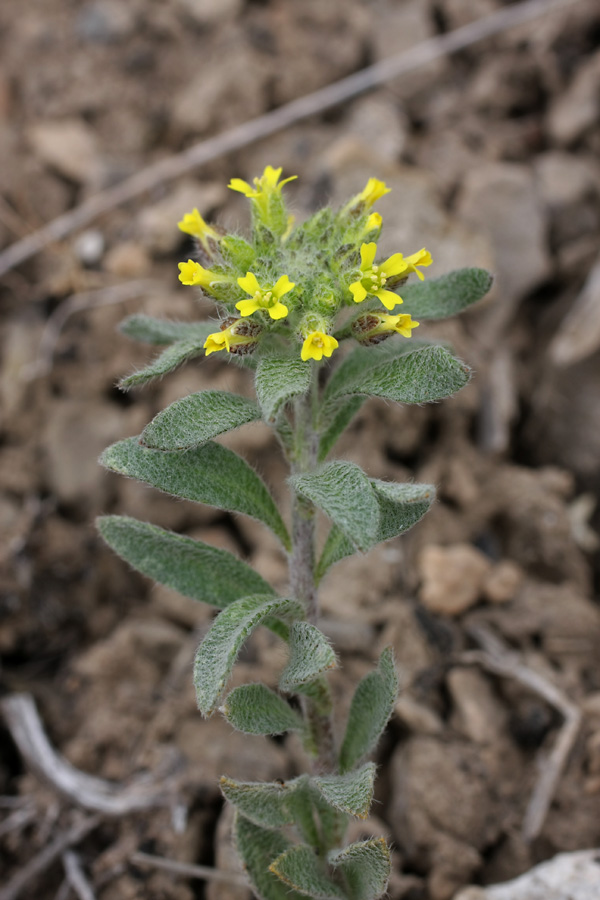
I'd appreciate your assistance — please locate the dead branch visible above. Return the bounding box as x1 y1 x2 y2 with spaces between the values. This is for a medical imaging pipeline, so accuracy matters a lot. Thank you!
462 624 582 842
62 851 97 900
1 693 173 817
131 851 248 887
0 814 100 900
0 0 582 280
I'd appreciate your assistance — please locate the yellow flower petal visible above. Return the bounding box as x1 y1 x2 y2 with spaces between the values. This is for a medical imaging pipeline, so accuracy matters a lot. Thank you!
301 332 338 362
358 178 391 207
237 272 261 295
235 298 261 317
375 288 403 310
203 332 228 356
360 242 377 269
228 178 256 197
272 274 295 298
178 259 204 285
350 282 368 303
267 301 289 320
380 253 408 277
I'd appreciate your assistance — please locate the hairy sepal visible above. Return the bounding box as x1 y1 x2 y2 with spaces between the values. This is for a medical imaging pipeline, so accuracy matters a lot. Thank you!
398 267 493 320
100 437 290 550
139 390 261 450
339 647 399 774
194 595 302 716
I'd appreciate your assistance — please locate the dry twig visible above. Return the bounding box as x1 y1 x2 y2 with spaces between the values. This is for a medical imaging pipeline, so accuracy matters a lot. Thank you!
0 0 582 280
0 814 100 900
1 693 172 817
462 624 582 842
131 850 248 887
62 851 97 900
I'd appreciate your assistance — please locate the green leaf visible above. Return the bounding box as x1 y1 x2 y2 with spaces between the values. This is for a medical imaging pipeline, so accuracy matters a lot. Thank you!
339 648 399 774
234 814 304 900
97 515 275 608
280 622 337 692
290 463 379 553
194 595 302 716
318 397 365 462
329 839 391 900
289 778 348 852
316 482 435 580
119 315 212 345
256 355 312 423
270 845 346 899
119 332 214 389
313 764 376 820
223 683 303 735
100 437 290 550
221 778 297 830
139 391 261 450
399 267 493 321
324 344 470 406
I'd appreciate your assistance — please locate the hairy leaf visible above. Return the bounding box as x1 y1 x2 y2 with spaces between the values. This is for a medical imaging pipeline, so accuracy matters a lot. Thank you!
194 595 302 716
313 764 376 820
280 622 337 692
399 267 493 321
223 683 303 735
329 838 391 900
316 482 435 579
339 648 399 773
120 314 212 345
289 778 348 852
256 355 312 422
119 331 213 389
220 778 297 830
100 438 290 549
318 396 365 462
140 391 261 450
270 845 346 899
234 814 304 900
97 516 275 608
325 344 470 405
290 462 379 552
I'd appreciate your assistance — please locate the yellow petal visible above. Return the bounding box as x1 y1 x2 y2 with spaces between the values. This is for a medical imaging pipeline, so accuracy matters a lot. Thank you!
376 289 402 311
350 282 368 303
237 272 261 295
360 242 377 270
268 302 289 320
178 259 203 285
228 178 255 197
272 274 295 298
203 332 228 356
236 298 261 317
381 253 407 277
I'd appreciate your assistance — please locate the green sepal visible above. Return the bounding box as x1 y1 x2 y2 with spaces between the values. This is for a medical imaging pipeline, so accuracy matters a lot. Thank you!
313 764 376 820
194 595 302 716
96 515 275 608
220 778 297 830
329 838 391 900
234 814 304 900
339 648 399 774
269 844 346 899
139 390 261 450
280 622 337 692
100 437 290 550
318 397 365 462
223 683 304 735
221 235 256 271
323 344 470 406
290 462 380 553
256 354 312 423
398 267 493 320
119 314 211 345
118 332 214 389
316 481 435 580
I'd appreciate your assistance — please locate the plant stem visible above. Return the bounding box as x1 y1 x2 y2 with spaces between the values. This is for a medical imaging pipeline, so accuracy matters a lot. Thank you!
289 374 337 774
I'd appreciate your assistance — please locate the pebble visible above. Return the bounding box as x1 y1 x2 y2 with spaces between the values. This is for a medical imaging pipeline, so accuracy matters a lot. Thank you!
76 1 137 43
455 849 600 900
27 118 103 186
73 229 105 267
482 560 523 605
104 241 150 278
418 543 491 616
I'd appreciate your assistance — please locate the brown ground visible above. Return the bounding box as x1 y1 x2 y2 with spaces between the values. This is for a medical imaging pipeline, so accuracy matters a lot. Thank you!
1 1 600 898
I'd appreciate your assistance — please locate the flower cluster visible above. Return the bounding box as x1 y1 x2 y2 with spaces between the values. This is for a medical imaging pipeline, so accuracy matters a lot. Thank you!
176 166 432 363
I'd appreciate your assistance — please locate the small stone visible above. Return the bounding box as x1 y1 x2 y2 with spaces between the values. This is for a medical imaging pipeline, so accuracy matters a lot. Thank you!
76 1 137 43
447 668 506 744
454 849 600 899
73 229 105 267
27 118 103 186
175 0 243 27
418 544 491 616
482 561 523 605
104 241 150 278
395 695 444 735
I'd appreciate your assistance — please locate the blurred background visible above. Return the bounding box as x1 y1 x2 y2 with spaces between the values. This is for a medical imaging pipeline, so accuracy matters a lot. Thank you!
1 1 600 898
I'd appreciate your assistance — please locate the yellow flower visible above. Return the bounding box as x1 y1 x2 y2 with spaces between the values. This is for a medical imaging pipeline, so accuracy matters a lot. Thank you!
236 272 295 321
204 318 261 356
349 243 432 311
355 178 391 208
301 331 339 362
228 165 297 218
381 313 420 337
352 312 419 344
178 259 230 290
177 208 221 253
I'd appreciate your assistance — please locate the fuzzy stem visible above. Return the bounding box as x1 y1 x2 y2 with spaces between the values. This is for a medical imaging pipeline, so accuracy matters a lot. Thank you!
289 372 337 774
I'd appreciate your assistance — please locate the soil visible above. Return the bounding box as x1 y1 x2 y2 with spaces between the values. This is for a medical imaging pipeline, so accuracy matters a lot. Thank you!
1 1 600 899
